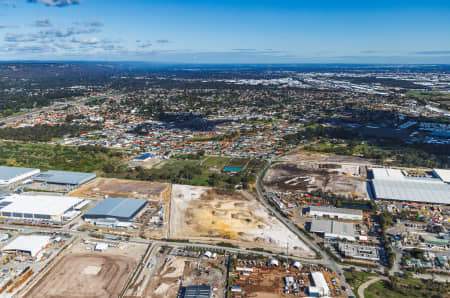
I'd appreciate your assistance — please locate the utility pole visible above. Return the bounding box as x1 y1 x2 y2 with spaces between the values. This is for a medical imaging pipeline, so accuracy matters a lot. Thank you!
286 241 289 270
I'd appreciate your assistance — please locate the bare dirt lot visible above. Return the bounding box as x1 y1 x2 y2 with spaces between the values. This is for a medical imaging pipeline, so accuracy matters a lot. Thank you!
68 177 169 201
24 239 146 298
141 252 227 298
170 185 314 257
264 161 369 199
280 151 372 165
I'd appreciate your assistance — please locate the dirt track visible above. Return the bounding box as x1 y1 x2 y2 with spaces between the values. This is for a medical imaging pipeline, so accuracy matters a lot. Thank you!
26 253 136 298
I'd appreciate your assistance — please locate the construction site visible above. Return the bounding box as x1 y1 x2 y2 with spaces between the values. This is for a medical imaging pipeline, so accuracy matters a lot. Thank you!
125 245 227 298
263 157 369 199
67 177 170 201
169 185 315 257
229 258 345 297
21 238 146 298
69 178 171 239
0 233 71 297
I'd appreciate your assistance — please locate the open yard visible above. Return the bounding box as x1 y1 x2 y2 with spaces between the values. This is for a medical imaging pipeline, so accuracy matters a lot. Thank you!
169 185 314 257
135 250 227 298
68 177 170 201
23 239 146 298
264 160 369 199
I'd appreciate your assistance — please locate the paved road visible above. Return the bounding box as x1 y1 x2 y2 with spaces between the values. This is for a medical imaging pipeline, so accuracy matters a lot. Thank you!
255 159 356 297
0 223 330 265
357 276 388 298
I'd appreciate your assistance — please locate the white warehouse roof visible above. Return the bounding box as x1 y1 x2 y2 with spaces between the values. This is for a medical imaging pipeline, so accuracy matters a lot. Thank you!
433 169 450 184
371 168 405 180
372 179 450 205
371 167 450 205
309 206 363 218
2 235 51 257
0 194 82 217
311 272 330 296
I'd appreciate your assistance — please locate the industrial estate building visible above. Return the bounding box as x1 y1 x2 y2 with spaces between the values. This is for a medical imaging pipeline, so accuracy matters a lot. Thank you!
370 168 450 205
33 170 96 186
309 272 330 297
82 197 147 226
179 285 211 298
307 206 363 221
133 152 153 162
0 166 40 186
433 169 450 184
0 194 82 223
309 219 355 241
336 242 382 262
1 235 51 258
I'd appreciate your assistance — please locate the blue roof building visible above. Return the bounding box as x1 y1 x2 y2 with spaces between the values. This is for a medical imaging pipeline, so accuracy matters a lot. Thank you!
33 170 96 186
82 198 147 221
134 152 153 161
0 166 40 185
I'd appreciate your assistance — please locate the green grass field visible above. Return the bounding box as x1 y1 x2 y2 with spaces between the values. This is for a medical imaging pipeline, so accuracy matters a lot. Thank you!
344 270 377 298
202 156 231 168
365 277 449 298
124 155 260 188
0 141 124 172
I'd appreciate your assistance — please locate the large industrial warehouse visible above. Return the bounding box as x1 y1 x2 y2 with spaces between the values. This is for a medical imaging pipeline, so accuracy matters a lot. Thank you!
82 197 147 225
309 219 356 241
1 235 51 258
433 169 450 184
33 170 96 186
307 206 363 221
0 194 82 223
0 166 40 186
370 168 450 205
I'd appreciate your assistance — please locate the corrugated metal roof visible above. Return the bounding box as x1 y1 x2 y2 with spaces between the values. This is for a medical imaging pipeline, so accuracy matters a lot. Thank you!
33 170 96 185
182 285 211 298
0 194 82 216
0 166 39 182
1 235 51 257
433 169 450 184
83 198 147 220
309 206 363 216
372 179 450 204
310 219 355 237
371 168 405 180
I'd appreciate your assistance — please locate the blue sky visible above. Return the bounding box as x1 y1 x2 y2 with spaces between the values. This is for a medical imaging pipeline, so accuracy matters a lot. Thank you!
0 0 449 63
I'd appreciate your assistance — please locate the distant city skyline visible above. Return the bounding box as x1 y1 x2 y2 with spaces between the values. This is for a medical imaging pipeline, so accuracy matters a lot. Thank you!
0 0 450 63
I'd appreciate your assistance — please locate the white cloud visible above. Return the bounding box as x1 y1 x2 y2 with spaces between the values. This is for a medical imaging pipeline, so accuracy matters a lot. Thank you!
27 0 81 7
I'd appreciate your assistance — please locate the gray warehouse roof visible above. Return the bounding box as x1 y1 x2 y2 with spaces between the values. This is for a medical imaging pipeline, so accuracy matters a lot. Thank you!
33 170 96 185
0 166 39 181
310 219 355 238
372 180 450 205
309 206 363 217
182 285 211 298
83 198 147 221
